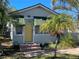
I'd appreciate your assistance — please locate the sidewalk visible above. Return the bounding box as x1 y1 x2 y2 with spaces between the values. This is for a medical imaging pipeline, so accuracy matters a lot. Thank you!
58 47 79 55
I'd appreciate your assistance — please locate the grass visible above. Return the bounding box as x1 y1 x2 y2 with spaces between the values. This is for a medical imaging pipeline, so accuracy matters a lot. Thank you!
0 53 79 59
32 54 79 59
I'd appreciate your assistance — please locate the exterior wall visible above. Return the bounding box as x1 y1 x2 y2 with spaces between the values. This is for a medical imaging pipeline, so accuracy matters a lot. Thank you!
33 34 57 44
13 35 24 45
33 32 79 44
20 7 52 18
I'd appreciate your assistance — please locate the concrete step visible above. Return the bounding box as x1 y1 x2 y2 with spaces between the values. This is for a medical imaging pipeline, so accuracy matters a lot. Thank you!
20 43 41 52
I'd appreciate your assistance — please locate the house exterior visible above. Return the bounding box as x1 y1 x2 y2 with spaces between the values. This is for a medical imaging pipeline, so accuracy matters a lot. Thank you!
10 3 58 45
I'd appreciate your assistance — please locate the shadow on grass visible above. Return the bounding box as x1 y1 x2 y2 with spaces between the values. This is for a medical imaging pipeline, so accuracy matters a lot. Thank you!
0 53 79 59
48 54 79 59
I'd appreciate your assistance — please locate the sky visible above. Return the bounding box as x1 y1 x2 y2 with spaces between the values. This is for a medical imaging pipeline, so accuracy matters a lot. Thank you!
9 0 76 19
10 0 52 10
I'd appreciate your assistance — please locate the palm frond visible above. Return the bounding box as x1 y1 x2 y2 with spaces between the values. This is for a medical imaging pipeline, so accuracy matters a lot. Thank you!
40 14 75 35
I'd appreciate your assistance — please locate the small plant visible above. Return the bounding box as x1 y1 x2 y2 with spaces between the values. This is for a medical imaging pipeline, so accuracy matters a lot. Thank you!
48 42 55 49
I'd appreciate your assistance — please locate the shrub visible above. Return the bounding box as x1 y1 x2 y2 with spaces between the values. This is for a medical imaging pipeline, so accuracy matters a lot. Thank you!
48 42 55 49
58 33 76 49
40 43 49 50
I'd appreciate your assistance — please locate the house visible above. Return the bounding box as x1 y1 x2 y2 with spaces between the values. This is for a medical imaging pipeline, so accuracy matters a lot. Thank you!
10 3 58 45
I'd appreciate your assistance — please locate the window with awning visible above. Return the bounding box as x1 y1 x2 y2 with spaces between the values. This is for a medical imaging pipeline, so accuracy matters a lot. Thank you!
11 15 25 26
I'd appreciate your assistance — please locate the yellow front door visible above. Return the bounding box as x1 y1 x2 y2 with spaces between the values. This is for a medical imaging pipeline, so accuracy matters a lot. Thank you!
23 20 33 42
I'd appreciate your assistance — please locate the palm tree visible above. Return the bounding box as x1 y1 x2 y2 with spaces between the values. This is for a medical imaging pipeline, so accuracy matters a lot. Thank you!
40 14 75 58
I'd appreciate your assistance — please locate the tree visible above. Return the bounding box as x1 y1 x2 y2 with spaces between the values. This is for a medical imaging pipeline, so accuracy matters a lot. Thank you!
0 0 13 50
0 0 10 38
40 14 75 58
52 0 79 20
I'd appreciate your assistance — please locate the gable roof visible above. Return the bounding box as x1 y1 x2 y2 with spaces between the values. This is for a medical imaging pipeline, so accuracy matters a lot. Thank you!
10 3 58 14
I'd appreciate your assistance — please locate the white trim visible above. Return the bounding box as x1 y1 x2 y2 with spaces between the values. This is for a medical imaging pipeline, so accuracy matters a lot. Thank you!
10 24 13 40
22 5 52 13
15 4 55 14
33 26 35 43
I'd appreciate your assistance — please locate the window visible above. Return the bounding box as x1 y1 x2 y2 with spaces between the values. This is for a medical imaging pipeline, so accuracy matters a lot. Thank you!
34 16 48 34
34 16 47 20
35 25 48 34
35 25 40 34
16 26 23 34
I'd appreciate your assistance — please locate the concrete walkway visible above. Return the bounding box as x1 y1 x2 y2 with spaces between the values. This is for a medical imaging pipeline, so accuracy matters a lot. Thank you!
58 48 79 55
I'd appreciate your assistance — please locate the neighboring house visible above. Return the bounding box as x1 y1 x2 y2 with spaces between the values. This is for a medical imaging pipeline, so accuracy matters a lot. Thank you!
9 3 58 45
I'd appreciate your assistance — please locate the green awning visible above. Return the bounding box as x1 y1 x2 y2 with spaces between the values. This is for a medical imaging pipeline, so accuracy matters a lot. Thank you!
34 19 46 25
18 18 25 25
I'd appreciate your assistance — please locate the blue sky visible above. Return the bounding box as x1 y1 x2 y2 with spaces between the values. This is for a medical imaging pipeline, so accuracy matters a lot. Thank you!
10 0 52 10
9 0 76 19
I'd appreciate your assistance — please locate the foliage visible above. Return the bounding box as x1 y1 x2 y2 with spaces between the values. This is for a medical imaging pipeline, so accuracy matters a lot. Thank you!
52 0 79 20
0 0 10 35
52 0 79 10
58 33 76 49
40 13 75 58
1 52 79 59
48 42 56 49
48 33 77 49
40 14 74 36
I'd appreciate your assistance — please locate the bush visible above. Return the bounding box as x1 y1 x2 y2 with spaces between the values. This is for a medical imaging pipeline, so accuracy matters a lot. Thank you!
40 43 49 50
48 42 55 49
58 33 76 49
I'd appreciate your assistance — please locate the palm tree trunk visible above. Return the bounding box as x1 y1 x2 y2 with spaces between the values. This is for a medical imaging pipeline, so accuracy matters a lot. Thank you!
53 41 58 58
53 34 60 58
77 13 79 20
